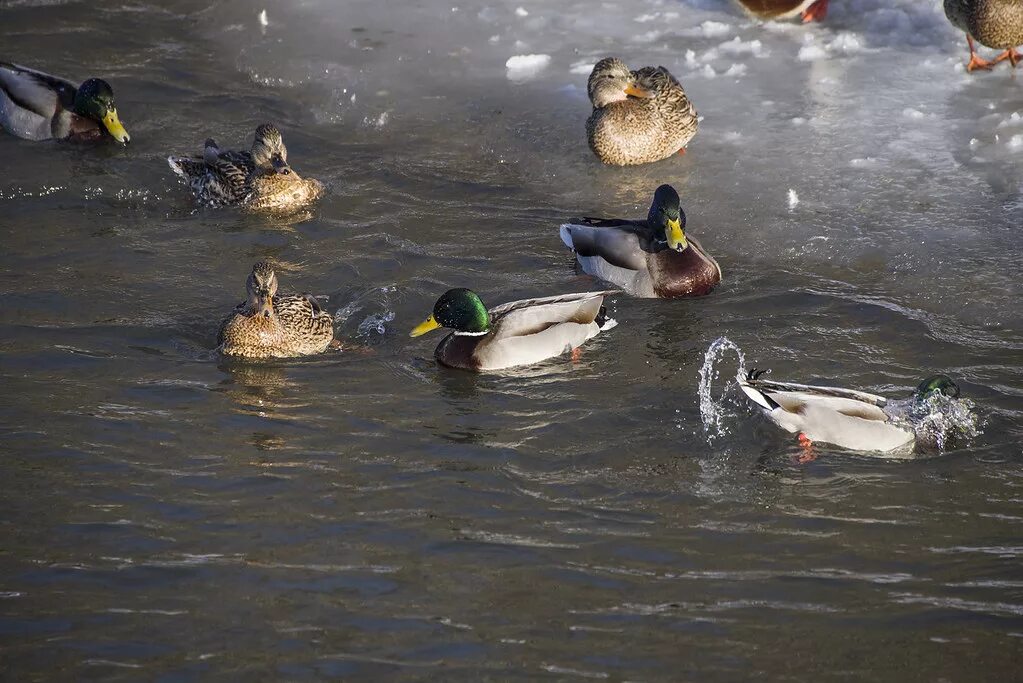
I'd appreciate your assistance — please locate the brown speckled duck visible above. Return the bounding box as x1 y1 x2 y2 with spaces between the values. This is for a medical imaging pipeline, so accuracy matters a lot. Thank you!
218 261 336 359
734 0 829 23
559 185 720 299
585 58 698 167
168 123 324 211
944 0 1023 71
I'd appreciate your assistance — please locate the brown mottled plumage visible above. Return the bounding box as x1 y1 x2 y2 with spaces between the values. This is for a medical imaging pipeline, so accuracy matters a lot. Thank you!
218 261 335 359
944 0 1023 71
585 58 698 167
168 123 324 211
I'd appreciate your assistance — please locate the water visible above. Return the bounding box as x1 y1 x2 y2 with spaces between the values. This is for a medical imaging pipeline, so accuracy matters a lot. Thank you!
2 0 1023 679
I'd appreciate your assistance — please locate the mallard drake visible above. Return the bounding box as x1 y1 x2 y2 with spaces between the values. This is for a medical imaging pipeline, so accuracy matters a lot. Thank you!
585 58 698 166
734 0 829 23
168 123 324 211
409 288 616 371
559 184 720 299
738 370 961 453
0 61 129 143
944 0 1023 71
218 261 336 359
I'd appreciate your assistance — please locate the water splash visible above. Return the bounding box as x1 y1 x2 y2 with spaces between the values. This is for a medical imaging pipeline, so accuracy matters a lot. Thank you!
697 337 747 442
905 392 982 452
358 311 395 336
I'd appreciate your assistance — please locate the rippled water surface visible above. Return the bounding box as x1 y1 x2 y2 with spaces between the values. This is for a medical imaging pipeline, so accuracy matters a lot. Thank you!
2 0 1022 679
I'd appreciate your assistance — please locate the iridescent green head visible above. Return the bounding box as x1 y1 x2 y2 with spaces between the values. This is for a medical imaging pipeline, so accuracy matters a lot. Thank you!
647 184 687 251
916 375 960 400
75 78 129 143
410 288 490 337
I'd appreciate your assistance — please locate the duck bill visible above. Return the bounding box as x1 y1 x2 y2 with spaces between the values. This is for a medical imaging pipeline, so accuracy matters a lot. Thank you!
102 108 130 143
666 218 688 251
259 296 275 319
624 83 653 99
271 155 292 175
410 314 441 338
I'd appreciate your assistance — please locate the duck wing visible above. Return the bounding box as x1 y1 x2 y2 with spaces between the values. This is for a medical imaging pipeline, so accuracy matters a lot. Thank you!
0 62 74 119
559 220 650 271
489 291 615 338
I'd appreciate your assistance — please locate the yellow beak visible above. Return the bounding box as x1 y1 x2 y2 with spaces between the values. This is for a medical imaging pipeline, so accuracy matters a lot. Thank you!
666 217 688 251
624 83 653 99
410 314 442 338
102 108 130 143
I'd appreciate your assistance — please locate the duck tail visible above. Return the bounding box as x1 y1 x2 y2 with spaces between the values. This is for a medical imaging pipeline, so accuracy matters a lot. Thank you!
594 304 617 331
167 155 205 180
737 369 781 411
558 224 575 250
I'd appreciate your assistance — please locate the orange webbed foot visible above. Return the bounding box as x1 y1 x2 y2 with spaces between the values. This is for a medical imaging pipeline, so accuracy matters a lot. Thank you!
571 347 583 362
801 0 828 23
796 432 817 463
966 36 996 72
994 48 1023 67
677 148 687 156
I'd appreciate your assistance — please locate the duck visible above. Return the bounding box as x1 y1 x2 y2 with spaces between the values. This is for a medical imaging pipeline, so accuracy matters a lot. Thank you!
737 370 962 453
409 288 617 371
218 261 336 359
559 184 721 299
168 123 324 211
733 0 829 23
585 58 698 166
944 0 1023 72
0 61 129 143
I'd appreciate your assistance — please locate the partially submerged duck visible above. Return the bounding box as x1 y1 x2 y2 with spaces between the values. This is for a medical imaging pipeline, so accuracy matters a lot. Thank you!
168 123 324 211
218 261 336 359
944 0 1023 72
559 184 720 298
409 288 616 371
738 370 962 453
734 0 829 23
0 61 129 142
585 58 698 166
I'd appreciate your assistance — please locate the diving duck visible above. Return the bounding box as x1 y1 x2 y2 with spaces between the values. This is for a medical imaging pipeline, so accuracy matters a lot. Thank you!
218 261 336 359
734 0 829 23
168 123 324 211
738 370 962 453
0 61 129 143
409 288 616 371
944 0 1023 71
559 184 721 298
585 58 698 166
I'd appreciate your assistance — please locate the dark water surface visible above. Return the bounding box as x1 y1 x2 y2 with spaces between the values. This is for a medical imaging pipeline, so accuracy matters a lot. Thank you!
2 0 1022 679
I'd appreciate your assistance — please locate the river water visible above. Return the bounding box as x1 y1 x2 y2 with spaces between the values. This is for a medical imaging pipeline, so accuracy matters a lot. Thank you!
1 0 1021 679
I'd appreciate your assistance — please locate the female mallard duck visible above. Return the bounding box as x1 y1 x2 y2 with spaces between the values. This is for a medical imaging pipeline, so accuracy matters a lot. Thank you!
559 184 720 299
944 0 1023 71
218 261 336 359
733 0 828 23
738 370 961 453
409 288 616 371
585 58 698 166
0 61 129 142
168 123 324 211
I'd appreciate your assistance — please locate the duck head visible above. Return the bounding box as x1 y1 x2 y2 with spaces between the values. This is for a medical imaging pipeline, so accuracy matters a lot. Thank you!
915 375 960 400
587 58 653 108
245 261 278 320
410 288 491 337
75 78 129 143
648 184 687 251
251 123 292 175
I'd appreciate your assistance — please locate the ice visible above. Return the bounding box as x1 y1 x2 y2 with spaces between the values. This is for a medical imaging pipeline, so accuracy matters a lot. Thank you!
505 53 550 80
700 20 731 38
514 6 528 17
787 189 799 209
